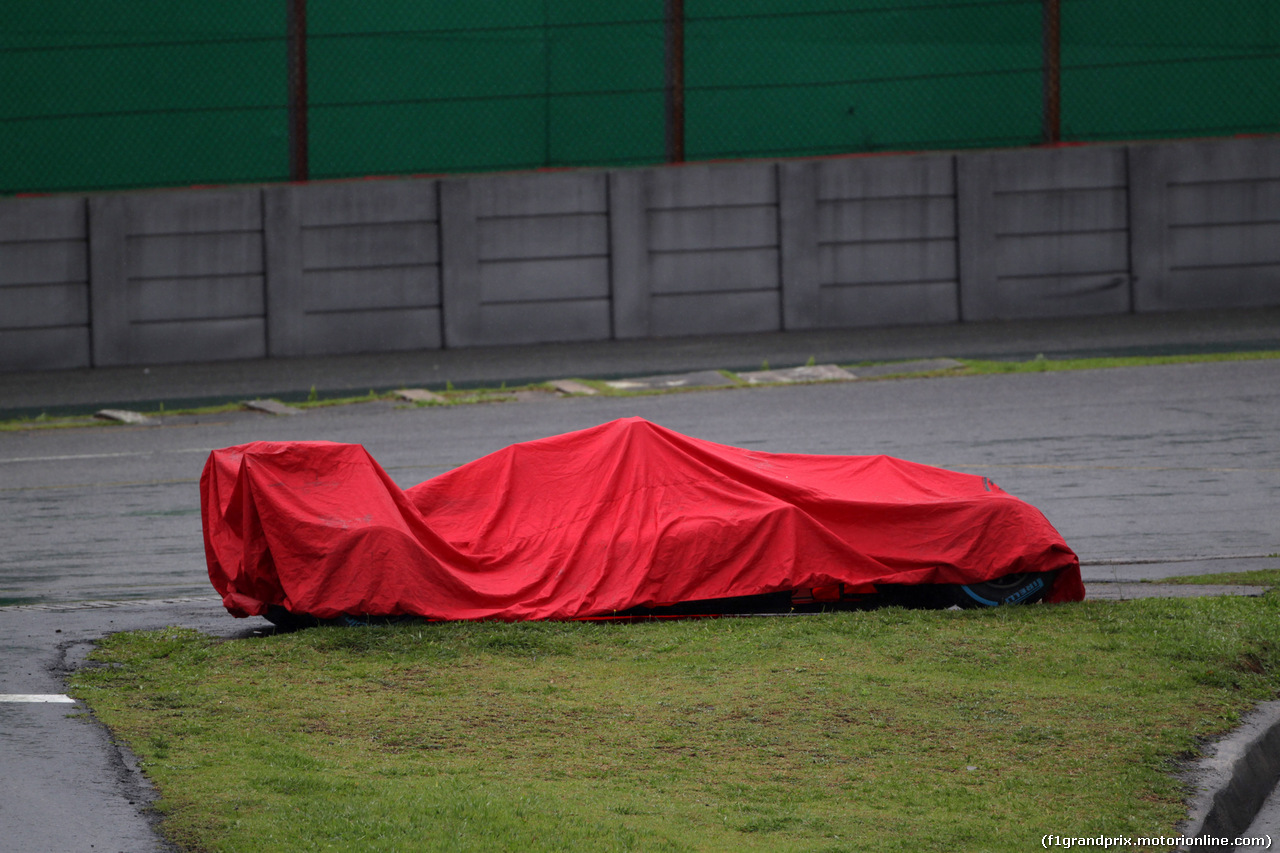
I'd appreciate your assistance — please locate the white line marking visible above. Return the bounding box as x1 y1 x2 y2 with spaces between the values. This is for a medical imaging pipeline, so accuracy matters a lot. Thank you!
0 448 211 464
0 694 76 703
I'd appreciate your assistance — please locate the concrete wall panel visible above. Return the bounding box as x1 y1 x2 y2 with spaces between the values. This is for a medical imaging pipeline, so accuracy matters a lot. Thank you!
817 154 953 200
813 154 959 328
994 187 1128 235
128 318 266 364
0 195 85 241
126 232 263 280
272 179 442 356
820 282 958 328
478 214 608 260
471 171 607 217
5 136 1280 373
94 187 268 364
0 241 89 286
959 146 1131 320
820 241 955 286
128 276 265 323
818 196 955 243
995 232 1129 277
479 300 611 345
0 327 91 371
1167 178 1280 224
0 283 88 328
650 291 780 337
479 258 610 303
608 169 652 339
300 222 438 269
648 162 777 208
300 309 442 353
1168 222 1280 269
298 181 437 227
304 268 440 313
644 162 782 335
0 196 90 370
459 171 613 345
648 206 777 251
126 190 261 235
650 249 779 294
1132 137 1280 311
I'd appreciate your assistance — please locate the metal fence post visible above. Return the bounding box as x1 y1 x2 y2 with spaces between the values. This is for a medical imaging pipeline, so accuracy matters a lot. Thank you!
665 0 685 163
287 0 309 181
1042 0 1061 144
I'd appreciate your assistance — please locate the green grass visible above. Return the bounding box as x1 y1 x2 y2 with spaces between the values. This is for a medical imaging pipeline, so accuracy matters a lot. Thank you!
70 596 1280 852
954 350 1280 376
1159 567 1280 587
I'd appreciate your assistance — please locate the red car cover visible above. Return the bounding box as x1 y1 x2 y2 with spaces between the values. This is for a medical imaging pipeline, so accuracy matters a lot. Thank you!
201 417 1083 621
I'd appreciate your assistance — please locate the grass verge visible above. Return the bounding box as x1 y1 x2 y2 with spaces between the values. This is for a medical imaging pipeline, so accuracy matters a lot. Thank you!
1159 567 1280 587
954 350 1280 376
71 596 1280 852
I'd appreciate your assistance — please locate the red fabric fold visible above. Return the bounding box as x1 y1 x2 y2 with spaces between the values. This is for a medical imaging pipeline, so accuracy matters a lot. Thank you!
201 417 1084 620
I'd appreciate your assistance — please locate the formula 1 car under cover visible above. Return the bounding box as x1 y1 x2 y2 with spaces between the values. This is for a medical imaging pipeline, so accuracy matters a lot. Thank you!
200 417 1084 625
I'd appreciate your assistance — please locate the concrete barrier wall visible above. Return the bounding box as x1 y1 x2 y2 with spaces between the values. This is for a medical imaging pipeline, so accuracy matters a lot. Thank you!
266 180 442 356
88 188 267 366
1131 137 1280 312
0 196 90 370
443 171 613 347
780 154 960 330
958 146 1132 320
2 135 1278 371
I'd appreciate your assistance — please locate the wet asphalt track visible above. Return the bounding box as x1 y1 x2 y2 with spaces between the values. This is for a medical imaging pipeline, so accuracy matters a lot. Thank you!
4 358 1279 607
2 354 1279 850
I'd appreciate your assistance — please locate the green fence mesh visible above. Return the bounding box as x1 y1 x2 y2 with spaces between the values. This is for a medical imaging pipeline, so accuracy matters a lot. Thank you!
1062 0 1280 141
307 2 666 179
2 0 1278 195
1 0 286 194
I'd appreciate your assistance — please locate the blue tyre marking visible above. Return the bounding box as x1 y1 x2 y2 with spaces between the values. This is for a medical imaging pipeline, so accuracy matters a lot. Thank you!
959 586 1000 606
960 576 1045 607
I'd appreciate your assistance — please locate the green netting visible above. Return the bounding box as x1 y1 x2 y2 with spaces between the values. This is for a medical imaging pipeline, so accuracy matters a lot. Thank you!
307 2 666 178
2 0 1277 195
685 1 1043 158
0 1 286 193
1061 0 1280 141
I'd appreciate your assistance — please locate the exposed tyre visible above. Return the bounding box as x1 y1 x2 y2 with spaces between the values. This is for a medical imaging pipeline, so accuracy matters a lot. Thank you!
263 605 326 631
263 605 417 630
946 571 1057 608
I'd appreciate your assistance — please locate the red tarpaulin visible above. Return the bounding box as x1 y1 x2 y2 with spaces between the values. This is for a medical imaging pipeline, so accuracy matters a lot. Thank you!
201 417 1083 621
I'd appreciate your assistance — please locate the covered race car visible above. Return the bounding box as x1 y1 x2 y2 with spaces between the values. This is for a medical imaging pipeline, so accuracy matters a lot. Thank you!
200 417 1083 626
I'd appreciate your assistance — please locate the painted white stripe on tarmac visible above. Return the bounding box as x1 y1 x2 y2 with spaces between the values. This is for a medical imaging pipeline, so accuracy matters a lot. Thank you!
0 694 76 703
0 448 211 464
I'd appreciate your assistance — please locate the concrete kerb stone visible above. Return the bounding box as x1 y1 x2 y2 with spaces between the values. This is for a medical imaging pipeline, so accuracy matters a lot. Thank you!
549 379 599 396
738 364 856 384
606 359 966 393
94 408 157 426
605 369 738 391
394 388 445 404
243 398 304 416
1180 699 1280 850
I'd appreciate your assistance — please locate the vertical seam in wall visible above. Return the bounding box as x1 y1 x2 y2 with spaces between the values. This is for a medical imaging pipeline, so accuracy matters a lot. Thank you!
773 161 784 328
605 170 616 340
1122 146 1136 315
434 180 447 349
950 154 965 323
259 187 273 354
83 197 96 364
